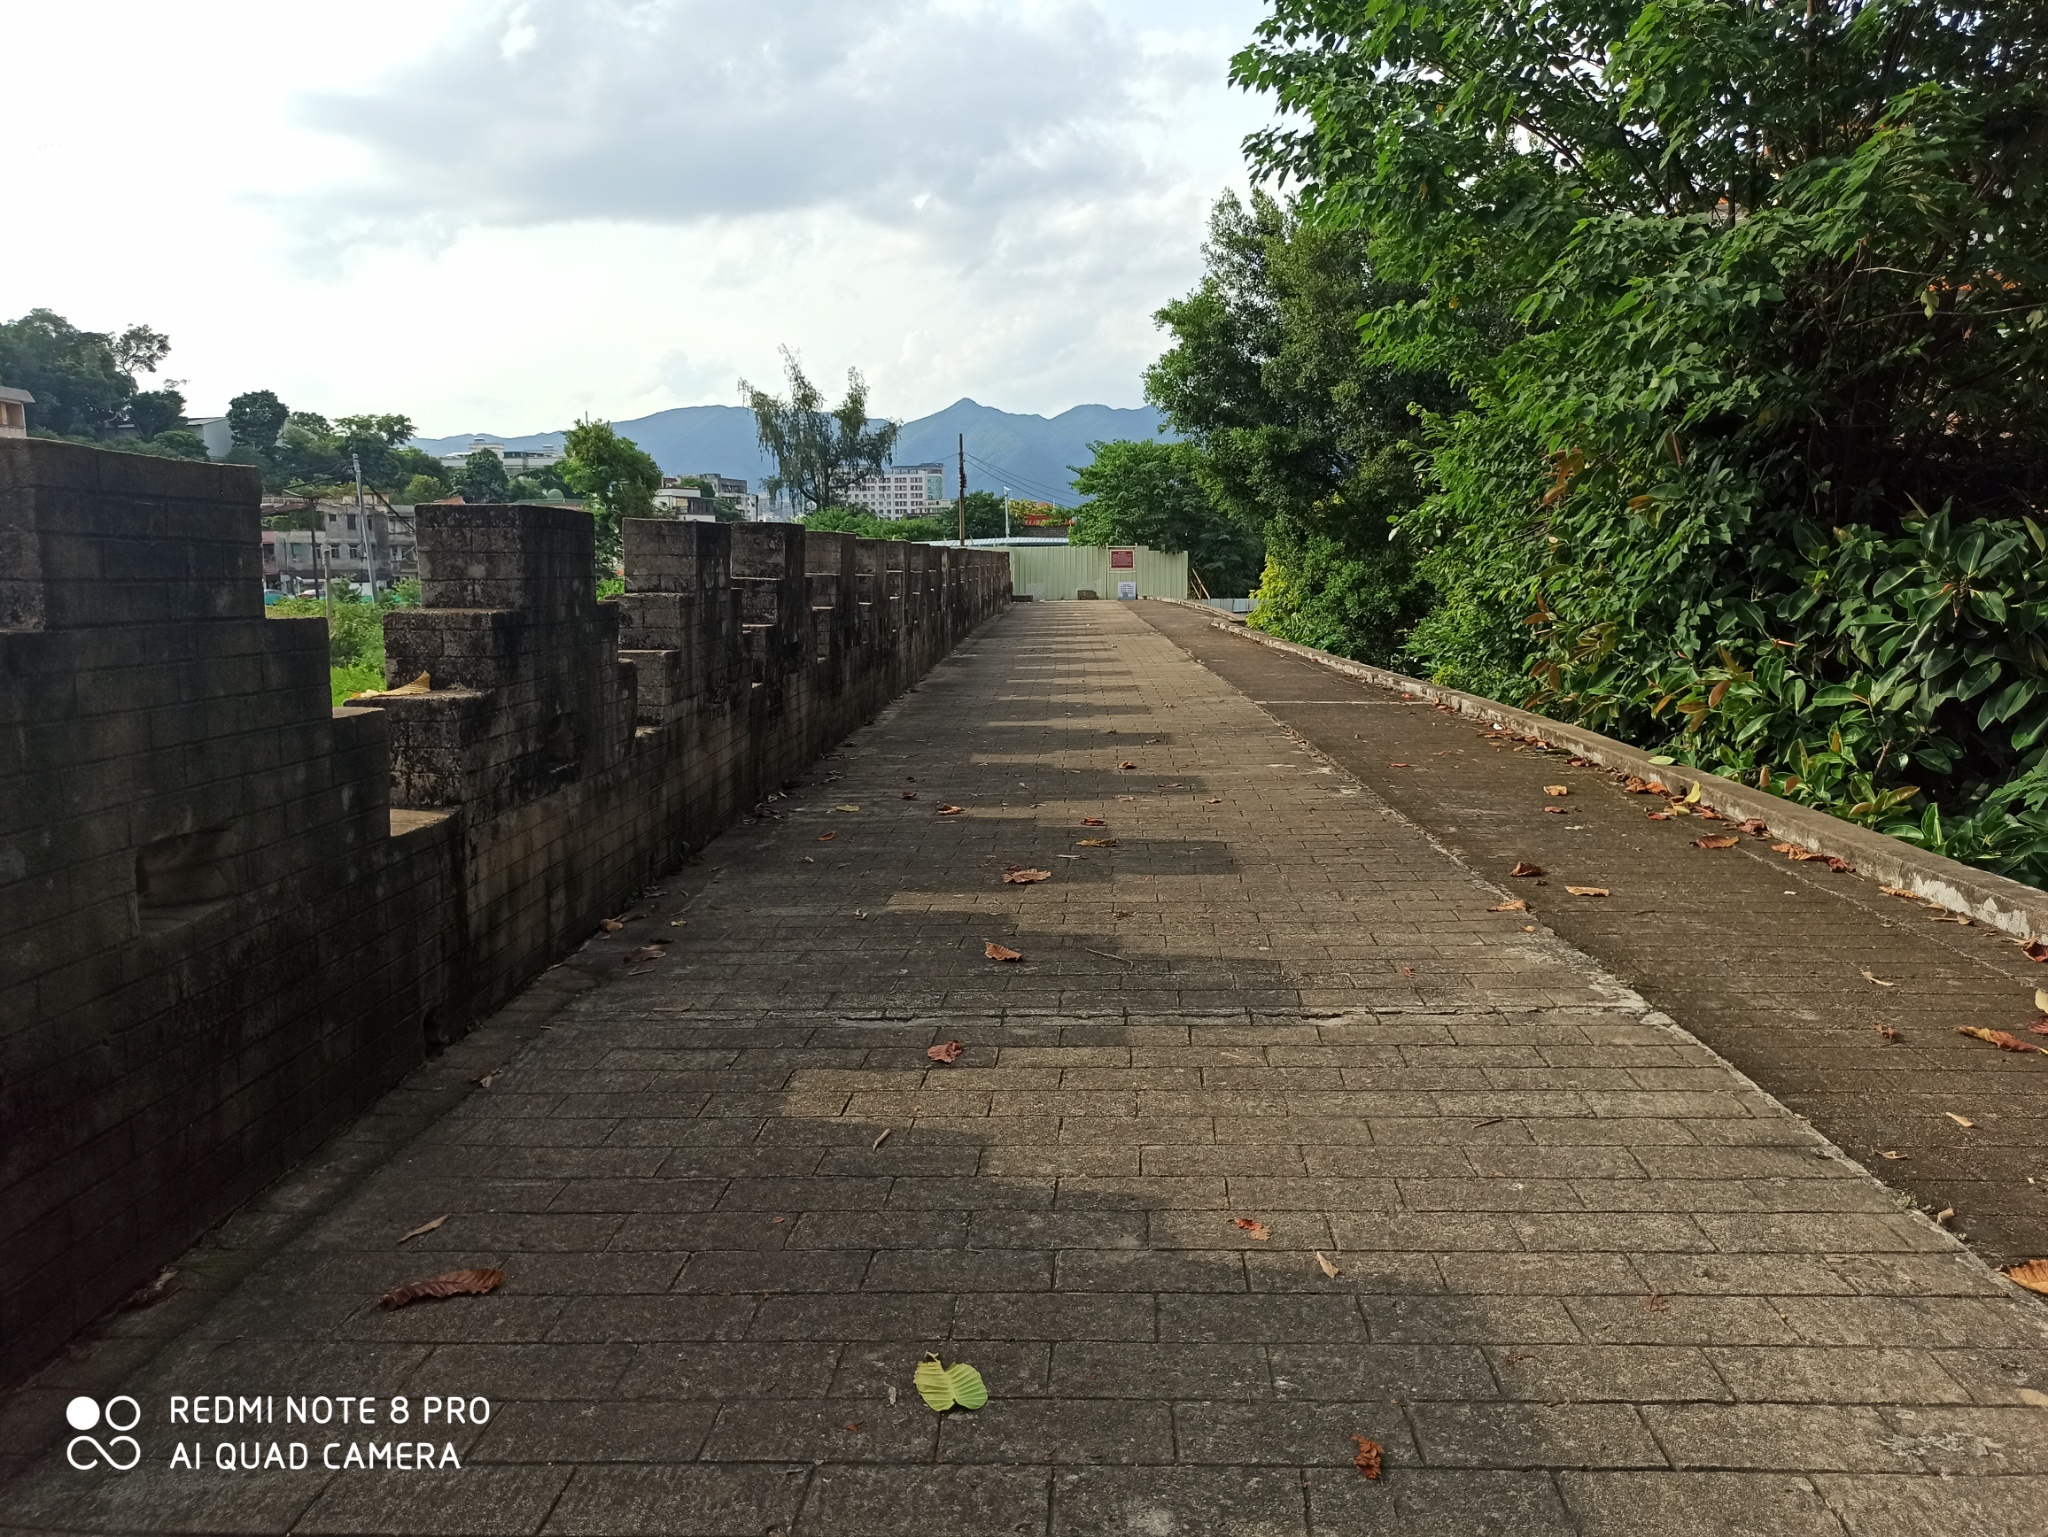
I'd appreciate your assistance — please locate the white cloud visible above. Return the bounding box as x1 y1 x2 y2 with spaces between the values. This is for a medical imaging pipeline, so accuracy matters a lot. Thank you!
0 0 1273 433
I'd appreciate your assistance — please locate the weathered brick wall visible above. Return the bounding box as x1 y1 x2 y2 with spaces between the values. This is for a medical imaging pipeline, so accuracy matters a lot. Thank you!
0 441 1009 1389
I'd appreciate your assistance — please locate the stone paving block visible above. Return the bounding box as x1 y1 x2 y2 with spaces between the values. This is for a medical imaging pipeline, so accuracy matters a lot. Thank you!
1558 1471 1849 1535
296 1467 572 1536
1307 1468 1578 1535
1808 1472 2048 1536
541 1464 809 1535
1051 1466 1308 1537
799 1465 1049 1537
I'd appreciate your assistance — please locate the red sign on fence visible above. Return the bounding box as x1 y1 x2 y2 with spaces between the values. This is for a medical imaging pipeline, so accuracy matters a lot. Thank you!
1109 549 1135 569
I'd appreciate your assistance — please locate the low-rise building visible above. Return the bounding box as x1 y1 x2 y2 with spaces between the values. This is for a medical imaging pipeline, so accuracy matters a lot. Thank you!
844 462 947 520
435 437 564 476
261 499 419 595
0 385 31 439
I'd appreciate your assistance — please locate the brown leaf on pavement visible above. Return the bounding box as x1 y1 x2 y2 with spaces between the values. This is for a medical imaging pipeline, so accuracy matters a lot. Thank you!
1232 1217 1272 1241
1876 1025 1901 1042
1647 812 1674 820
1388 762 1411 768
1824 855 1855 873
1078 838 1118 848
1946 1112 1976 1128
1081 817 1107 827
398 1215 450 1245
1879 1149 1905 1159
1862 970 1897 987
1004 869 1052 885
901 790 919 800
600 918 625 932
1880 886 1918 899
1737 818 1769 834
984 942 1024 962
1118 761 1138 771
1624 776 1653 793
1566 886 1611 897
1957 1027 2048 1055
1544 807 1566 814
1350 1435 1383 1480
1510 862 1545 877
1693 835 1740 849
2029 1018 2048 1035
937 805 964 816
1568 757 1589 766
380 1268 503 1310
927 1041 965 1064
2002 1259 2048 1295
1544 785 1570 796
2014 939 2048 961
818 832 836 842
1316 1251 1340 1278
1935 1207 1956 1226
1489 900 1528 912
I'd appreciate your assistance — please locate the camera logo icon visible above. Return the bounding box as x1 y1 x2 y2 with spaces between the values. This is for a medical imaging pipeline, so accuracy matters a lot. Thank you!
65 1397 141 1472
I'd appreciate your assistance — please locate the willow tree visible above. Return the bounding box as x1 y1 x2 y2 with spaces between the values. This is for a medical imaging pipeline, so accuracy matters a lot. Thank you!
741 349 898 514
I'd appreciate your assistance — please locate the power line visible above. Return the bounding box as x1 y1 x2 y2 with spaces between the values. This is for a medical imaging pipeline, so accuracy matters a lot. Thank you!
962 451 1075 505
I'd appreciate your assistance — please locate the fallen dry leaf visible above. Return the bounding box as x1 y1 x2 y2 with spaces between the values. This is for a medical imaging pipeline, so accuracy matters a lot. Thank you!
1862 970 1897 987
937 805 964 816
872 1129 891 1148
1568 756 1589 766
600 918 625 933
1647 812 1674 821
901 790 919 800
1957 1026 2047 1055
1825 856 1855 873
2030 1018 2048 1036
119 1268 178 1312
1232 1217 1272 1241
625 945 666 965
1544 807 1566 814
1694 834 1740 850
1081 817 1107 827
476 1069 502 1088
1737 818 1769 835
984 942 1024 962
1544 785 1570 796
1880 885 1918 899
1879 1149 1904 1159
1946 1112 1976 1128
818 832 836 842
1510 862 1545 877
1490 899 1528 912
380 1268 503 1310
927 1040 964 1064
1077 838 1118 848
1003 869 1052 885
1566 886 1611 897
2035 988 2048 1015
1116 794 1137 802
2016 940 2048 962
1876 1025 1901 1042
2001 1259 2048 1296
835 804 860 813
1207 797 1223 804
1350 1435 1383 1480
1316 1251 1340 1279
1624 776 1653 794
1389 761 1411 768
1118 760 1138 771
398 1215 449 1245
1935 1207 1956 1227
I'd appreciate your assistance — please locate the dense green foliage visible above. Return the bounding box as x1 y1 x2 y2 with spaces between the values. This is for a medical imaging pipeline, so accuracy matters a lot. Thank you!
229 396 444 498
0 309 200 458
266 583 418 704
1069 438 1265 597
1202 0 2048 882
457 448 511 503
802 507 949 542
742 349 899 514
561 418 663 572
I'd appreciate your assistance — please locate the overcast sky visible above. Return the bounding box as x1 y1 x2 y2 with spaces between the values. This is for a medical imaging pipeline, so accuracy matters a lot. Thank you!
3 1 1273 437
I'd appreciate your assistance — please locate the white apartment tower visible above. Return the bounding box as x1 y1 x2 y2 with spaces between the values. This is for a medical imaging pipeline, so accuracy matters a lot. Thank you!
844 463 947 520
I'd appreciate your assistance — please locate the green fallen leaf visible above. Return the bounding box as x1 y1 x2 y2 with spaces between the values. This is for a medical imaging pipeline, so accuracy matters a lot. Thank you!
1647 755 1675 765
914 1355 988 1412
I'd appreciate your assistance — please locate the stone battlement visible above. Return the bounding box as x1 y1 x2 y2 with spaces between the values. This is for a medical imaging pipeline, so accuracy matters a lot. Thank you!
0 438 1009 1389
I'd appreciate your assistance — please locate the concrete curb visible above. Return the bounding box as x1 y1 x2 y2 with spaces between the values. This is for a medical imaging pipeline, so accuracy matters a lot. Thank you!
1158 599 2048 944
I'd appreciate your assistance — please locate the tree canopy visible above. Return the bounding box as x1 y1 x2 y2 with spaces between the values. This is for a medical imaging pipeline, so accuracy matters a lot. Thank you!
1210 0 2048 880
0 309 174 439
742 349 899 514
561 418 662 571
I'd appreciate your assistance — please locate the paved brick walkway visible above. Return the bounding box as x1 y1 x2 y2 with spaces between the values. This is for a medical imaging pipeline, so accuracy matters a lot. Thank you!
4 602 2046 1535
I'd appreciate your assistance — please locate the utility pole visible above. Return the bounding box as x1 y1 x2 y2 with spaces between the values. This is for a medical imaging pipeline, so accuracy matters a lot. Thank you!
957 433 966 548
1002 486 1010 542
353 451 378 604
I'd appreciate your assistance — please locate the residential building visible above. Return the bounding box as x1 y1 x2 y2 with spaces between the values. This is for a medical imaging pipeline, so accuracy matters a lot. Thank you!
261 498 419 594
0 385 31 439
181 416 234 459
844 462 946 520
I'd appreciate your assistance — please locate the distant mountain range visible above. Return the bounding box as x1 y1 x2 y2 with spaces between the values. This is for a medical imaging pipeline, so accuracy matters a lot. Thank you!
410 398 1172 506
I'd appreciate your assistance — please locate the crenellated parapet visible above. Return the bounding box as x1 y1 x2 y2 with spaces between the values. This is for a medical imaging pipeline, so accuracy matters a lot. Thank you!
0 442 1009 1392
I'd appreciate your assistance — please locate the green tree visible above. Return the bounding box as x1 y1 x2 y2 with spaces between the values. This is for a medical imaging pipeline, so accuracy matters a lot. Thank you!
1071 439 1265 598
401 472 450 504
741 348 899 514
227 390 290 460
802 507 946 542
0 309 141 435
129 385 185 440
560 418 662 571
456 448 510 503
147 429 210 461
1146 192 1452 660
1235 0 2048 880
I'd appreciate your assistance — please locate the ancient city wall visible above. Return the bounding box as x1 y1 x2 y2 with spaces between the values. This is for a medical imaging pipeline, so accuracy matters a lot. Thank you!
0 439 1010 1389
